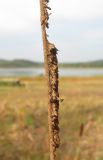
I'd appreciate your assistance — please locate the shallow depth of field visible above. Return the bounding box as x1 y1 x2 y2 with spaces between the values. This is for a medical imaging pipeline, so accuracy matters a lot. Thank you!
0 77 103 160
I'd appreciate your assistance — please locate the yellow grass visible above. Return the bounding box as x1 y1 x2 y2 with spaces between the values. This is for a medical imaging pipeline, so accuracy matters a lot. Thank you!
0 77 103 160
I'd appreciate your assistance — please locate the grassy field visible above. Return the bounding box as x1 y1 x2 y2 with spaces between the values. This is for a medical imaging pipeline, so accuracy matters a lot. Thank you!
0 77 103 160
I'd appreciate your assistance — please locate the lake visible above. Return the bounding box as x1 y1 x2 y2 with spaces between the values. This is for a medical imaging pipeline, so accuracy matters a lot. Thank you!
0 68 103 77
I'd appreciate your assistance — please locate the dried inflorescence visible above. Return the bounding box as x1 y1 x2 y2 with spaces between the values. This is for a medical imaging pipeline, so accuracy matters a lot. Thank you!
41 0 51 29
40 0 60 159
48 42 60 149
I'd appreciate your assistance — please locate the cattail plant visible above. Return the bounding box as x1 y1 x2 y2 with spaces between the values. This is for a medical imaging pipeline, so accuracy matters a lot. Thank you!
39 0 60 160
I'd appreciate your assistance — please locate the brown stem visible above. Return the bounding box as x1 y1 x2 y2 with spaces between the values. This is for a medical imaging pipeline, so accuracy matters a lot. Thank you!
39 0 60 160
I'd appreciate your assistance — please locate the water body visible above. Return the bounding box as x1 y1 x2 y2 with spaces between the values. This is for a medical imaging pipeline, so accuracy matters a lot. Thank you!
0 68 103 77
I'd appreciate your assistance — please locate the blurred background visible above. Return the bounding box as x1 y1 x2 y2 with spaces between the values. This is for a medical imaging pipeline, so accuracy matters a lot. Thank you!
0 0 103 160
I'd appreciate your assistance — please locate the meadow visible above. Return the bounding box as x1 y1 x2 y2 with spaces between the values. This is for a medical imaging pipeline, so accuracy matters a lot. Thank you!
0 77 103 160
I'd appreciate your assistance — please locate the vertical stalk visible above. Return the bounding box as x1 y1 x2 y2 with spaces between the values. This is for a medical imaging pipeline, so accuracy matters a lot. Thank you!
39 0 60 160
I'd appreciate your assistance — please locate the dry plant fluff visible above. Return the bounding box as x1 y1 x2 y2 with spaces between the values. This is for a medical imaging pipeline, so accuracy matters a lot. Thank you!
39 0 60 159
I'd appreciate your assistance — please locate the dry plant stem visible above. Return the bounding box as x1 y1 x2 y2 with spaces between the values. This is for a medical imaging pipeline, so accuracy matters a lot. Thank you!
39 0 60 160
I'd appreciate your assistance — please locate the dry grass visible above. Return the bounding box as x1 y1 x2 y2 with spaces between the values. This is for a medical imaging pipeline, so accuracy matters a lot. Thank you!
0 77 103 160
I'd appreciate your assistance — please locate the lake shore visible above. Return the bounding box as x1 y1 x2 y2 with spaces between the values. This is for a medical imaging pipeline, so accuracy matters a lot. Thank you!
0 68 103 77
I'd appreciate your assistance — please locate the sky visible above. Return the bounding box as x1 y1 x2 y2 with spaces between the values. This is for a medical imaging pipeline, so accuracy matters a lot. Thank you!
0 0 103 62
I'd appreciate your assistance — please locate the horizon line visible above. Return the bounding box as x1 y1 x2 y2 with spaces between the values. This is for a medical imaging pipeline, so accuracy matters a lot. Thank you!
0 58 103 64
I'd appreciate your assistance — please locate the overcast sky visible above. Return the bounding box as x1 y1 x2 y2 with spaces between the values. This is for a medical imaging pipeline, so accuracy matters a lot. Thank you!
0 0 103 62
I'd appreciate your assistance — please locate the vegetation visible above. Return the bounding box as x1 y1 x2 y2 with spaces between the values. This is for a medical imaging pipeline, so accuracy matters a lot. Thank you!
0 59 43 68
60 59 103 68
1 59 103 68
39 0 60 159
0 79 23 87
0 77 103 160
